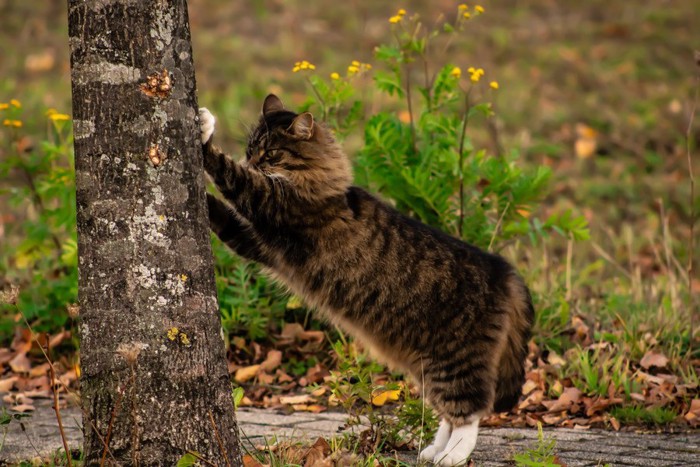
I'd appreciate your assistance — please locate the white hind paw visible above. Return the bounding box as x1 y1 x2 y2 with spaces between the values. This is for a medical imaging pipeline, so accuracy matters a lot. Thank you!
199 107 216 144
419 444 440 462
432 419 479 466
434 451 471 466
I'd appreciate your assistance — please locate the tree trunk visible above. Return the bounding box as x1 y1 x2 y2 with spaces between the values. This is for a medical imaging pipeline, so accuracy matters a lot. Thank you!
68 1 241 464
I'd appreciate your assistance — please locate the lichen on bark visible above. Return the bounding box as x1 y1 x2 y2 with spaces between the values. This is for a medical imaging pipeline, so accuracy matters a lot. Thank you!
68 0 241 464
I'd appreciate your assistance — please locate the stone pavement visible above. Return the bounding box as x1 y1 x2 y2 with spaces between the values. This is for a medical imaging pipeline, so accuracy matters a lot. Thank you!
1 400 699 465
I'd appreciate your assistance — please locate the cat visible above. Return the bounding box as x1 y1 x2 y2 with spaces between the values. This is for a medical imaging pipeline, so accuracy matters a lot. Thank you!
198 95 534 466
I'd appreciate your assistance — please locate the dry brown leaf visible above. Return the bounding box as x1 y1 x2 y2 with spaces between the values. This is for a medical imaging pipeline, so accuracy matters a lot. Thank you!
242 454 267 467
259 350 282 372
521 379 539 396
9 352 31 373
640 351 669 369
234 364 260 383
280 323 305 340
0 376 18 392
257 372 275 385
292 404 326 413
0 348 13 365
29 362 50 378
684 399 700 426
547 351 566 367
610 416 621 431
544 387 581 413
280 394 314 405
11 403 35 413
297 330 325 343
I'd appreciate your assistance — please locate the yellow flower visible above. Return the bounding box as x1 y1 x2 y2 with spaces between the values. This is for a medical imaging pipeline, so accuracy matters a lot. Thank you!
0 103 8 110
351 60 361 67
450 66 462 78
458 4 468 11
463 12 471 19
50 113 70 121
470 71 482 83
46 108 57 116
2 119 11 126
293 60 315 72
476 68 484 76
348 65 360 74
397 8 407 16
330 72 340 80
12 120 22 128
490 81 499 90
468 66 475 73
475 5 485 13
389 15 402 23
10 99 21 108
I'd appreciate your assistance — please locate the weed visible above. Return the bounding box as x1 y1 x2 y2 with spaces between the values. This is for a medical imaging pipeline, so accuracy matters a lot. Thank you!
512 423 559 467
610 405 679 426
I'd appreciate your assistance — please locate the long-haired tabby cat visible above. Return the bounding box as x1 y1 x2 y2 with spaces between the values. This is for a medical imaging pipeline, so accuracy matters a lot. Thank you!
199 95 533 465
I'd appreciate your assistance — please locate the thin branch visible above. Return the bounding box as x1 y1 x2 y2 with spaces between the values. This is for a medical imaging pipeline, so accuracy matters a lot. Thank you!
47 338 72 467
457 89 472 237
686 52 699 342
100 386 125 467
404 63 418 154
208 409 231 467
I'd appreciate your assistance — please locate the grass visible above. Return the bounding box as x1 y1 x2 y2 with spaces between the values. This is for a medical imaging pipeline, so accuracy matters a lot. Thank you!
610 405 680 427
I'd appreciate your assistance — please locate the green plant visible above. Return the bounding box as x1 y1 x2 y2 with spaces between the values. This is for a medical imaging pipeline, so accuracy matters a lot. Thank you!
0 102 77 338
212 237 288 341
326 339 437 454
610 405 679 426
297 7 589 251
512 422 560 467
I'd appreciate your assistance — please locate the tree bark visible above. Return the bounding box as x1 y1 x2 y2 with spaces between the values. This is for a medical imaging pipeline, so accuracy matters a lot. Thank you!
68 1 241 464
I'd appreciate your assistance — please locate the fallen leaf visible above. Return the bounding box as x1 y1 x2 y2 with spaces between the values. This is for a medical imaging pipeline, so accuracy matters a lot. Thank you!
292 404 326 413
684 399 700 426
610 416 621 431
543 387 581 413
259 350 282 372
371 388 401 406
280 394 314 405
521 379 538 395
640 351 669 369
280 323 305 340
11 403 35 413
9 352 31 373
242 454 266 467
0 376 18 392
547 351 566 367
29 363 50 378
235 364 260 383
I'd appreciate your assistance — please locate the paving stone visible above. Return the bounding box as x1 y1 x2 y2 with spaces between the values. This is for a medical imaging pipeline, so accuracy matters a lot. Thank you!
1 400 699 466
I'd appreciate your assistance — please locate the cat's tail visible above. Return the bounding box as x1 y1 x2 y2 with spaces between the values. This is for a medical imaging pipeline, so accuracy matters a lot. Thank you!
493 271 534 413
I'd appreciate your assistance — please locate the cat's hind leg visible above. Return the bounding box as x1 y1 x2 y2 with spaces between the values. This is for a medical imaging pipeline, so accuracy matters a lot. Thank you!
433 417 479 466
418 419 451 462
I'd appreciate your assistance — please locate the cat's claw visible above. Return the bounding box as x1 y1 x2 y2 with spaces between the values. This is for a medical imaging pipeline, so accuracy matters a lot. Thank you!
199 107 216 144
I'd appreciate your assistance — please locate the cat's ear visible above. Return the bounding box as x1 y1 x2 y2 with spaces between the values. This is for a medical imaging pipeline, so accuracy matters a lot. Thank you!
289 112 314 140
263 94 285 115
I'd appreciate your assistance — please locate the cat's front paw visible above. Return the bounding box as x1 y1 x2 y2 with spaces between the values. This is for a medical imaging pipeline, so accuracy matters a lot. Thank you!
199 107 216 145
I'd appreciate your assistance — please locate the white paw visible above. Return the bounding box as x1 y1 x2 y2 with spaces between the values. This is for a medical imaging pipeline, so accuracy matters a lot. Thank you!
432 419 478 466
434 451 471 466
420 419 452 463
199 107 216 144
419 444 441 462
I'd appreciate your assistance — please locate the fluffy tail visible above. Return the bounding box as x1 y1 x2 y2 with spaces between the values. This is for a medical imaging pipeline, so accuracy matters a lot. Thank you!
493 272 534 413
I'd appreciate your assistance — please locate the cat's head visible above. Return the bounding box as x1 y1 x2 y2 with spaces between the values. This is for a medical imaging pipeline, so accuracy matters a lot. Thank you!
244 94 352 201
